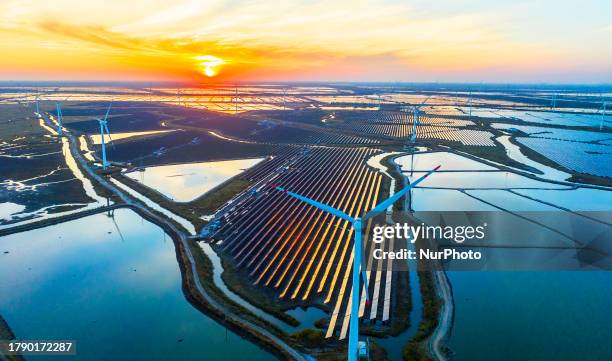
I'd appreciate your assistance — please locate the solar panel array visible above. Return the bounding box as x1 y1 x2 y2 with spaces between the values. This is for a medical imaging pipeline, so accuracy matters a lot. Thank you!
517 137 612 178
212 147 398 339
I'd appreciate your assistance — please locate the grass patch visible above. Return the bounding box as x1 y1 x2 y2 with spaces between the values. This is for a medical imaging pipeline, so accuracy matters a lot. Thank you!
219 253 301 326
507 137 612 187
380 153 406 212
192 178 252 214
185 239 305 349
402 268 440 361
291 329 326 348
568 173 612 187
452 142 530 171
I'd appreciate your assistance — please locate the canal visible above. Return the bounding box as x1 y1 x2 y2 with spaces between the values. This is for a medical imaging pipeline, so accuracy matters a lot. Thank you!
0 209 276 361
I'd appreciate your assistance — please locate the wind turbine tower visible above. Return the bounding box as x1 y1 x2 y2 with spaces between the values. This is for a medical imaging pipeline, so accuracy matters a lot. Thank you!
96 104 113 170
409 96 431 144
467 92 473 117
55 102 63 137
276 165 440 361
410 106 419 143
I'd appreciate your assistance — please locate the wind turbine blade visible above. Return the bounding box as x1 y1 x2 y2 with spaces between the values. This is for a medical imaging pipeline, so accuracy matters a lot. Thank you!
104 124 116 150
361 267 369 301
364 165 440 219
419 95 432 106
276 187 354 223
103 103 112 122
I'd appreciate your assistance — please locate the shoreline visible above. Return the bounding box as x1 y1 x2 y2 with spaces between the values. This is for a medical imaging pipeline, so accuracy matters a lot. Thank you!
33 111 309 361
384 152 452 361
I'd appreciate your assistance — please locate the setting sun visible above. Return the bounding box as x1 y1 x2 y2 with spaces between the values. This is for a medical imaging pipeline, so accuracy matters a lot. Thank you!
195 55 225 77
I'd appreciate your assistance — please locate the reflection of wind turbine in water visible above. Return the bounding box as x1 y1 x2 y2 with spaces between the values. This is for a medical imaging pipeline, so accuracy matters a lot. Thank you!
95 104 113 170
111 212 125 241
106 198 125 242
276 165 440 361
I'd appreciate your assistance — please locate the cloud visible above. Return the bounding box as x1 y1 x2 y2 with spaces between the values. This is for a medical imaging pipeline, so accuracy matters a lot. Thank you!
0 0 608 82
38 21 145 52
599 24 612 32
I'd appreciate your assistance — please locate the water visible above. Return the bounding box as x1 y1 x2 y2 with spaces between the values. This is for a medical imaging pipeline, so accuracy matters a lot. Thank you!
409 188 496 211
513 188 612 211
447 272 612 361
516 137 612 178
468 108 610 128
492 124 611 143
125 158 264 202
199 242 295 331
109 178 196 235
375 240 424 361
367 151 401 215
404 171 568 189
0 209 275 361
60 137 105 204
79 135 96 162
90 130 175 144
0 202 25 221
0 125 106 230
464 189 558 211
285 307 328 332
399 151 612 361
497 135 570 181
395 152 497 171
201 241 330 335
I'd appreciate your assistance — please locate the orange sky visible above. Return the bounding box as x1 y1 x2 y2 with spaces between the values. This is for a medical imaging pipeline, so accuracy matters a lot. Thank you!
0 0 610 83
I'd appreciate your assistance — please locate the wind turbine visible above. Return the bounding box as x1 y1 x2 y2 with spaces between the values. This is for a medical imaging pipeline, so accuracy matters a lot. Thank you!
55 102 63 138
409 95 431 144
550 92 557 111
467 91 473 118
276 165 440 361
96 104 113 170
35 95 40 116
